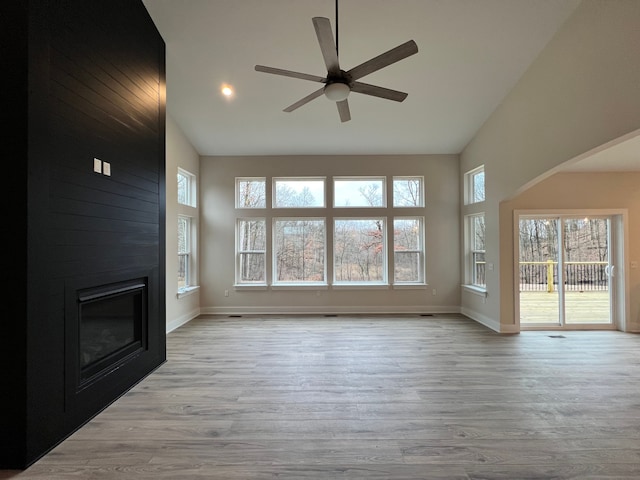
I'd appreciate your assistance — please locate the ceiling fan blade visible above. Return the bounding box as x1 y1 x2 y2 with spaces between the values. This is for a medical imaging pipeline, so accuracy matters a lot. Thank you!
337 99 351 122
255 65 326 83
283 87 325 112
312 17 340 76
351 82 408 102
347 40 418 81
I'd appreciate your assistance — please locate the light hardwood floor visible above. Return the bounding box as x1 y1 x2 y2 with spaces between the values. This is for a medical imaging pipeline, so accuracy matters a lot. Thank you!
3 314 640 479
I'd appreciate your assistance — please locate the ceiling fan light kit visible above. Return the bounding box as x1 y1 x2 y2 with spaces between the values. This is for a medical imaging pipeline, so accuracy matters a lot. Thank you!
324 82 350 101
255 1 418 122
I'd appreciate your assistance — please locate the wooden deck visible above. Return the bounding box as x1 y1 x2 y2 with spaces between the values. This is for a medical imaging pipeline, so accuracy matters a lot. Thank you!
520 290 611 325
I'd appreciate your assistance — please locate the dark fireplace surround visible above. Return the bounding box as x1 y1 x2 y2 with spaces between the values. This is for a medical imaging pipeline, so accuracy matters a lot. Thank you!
66 272 150 399
63 269 163 423
1 0 167 469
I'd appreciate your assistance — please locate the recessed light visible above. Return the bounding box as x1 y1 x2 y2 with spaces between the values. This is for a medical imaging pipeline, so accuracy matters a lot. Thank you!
221 84 234 97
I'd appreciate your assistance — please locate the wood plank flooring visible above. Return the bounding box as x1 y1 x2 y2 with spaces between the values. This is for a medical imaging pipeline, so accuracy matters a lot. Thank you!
3 314 640 479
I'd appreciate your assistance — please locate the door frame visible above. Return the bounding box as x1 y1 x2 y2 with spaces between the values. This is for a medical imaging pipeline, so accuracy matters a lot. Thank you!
513 209 629 332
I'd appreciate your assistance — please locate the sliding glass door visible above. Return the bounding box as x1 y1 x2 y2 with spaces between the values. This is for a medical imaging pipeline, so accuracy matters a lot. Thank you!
518 215 613 328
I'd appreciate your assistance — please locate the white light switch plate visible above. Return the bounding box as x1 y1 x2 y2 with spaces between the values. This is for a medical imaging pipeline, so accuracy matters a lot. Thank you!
93 158 102 173
103 162 111 176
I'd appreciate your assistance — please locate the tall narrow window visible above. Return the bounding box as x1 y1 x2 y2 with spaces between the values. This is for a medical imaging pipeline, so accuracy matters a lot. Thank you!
465 166 485 204
467 213 486 287
236 218 266 284
178 215 191 289
236 177 266 208
334 218 386 283
273 218 326 283
393 217 425 283
393 177 424 207
178 168 196 207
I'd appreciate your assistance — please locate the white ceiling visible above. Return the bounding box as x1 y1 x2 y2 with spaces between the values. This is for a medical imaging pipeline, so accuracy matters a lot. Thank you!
142 0 587 157
560 134 640 173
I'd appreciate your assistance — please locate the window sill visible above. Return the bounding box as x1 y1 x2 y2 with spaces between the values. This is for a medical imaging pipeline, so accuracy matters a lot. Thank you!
271 283 329 290
392 283 427 290
332 283 390 290
234 284 268 290
177 285 200 299
462 284 487 297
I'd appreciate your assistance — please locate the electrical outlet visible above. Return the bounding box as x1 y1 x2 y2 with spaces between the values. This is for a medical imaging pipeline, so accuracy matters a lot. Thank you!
432 289 437 296
224 289 229 297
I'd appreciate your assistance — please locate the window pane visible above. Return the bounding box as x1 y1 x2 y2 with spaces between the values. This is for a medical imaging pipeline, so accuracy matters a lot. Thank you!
395 252 421 283
334 219 385 282
238 219 266 251
473 252 486 286
177 172 189 205
274 219 325 282
237 178 266 208
334 178 385 207
394 218 421 250
237 219 266 283
472 170 485 203
178 216 189 254
394 217 423 283
393 177 423 207
473 215 485 250
273 178 325 208
178 253 188 288
239 253 265 282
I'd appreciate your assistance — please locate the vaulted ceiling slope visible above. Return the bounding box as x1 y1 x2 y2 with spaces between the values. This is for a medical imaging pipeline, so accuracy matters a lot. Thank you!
142 0 583 157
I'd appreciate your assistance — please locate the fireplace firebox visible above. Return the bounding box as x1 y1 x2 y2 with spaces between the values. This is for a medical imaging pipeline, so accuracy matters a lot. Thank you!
76 280 148 387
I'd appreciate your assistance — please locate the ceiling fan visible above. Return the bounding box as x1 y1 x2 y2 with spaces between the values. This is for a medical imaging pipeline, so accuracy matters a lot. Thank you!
254 0 418 122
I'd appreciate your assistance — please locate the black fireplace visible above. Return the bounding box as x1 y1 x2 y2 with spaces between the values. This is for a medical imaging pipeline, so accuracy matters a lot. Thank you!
77 280 148 388
64 271 157 413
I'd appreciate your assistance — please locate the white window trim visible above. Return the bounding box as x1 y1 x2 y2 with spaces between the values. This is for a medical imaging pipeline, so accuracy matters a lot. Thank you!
464 165 485 205
272 217 327 285
393 216 426 285
178 214 195 293
178 168 197 207
333 176 387 208
272 176 327 209
392 176 425 208
333 216 388 285
236 217 267 286
236 177 266 209
464 213 486 290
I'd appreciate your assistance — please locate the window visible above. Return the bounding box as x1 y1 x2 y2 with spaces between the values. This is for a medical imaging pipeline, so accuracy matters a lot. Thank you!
178 168 196 207
393 217 424 283
236 218 266 284
467 213 486 287
273 218 325 283
465 166 485 204
393 176 424 207
178 215 191 289
334 218 386 284
234 176 427 288
334 177 386 207
273 177 325 208
236 177 266 208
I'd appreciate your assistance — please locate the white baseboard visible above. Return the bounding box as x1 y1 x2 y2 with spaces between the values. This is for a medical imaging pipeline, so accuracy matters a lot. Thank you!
460 307 519 334
166 308 201 333
200 305 461 316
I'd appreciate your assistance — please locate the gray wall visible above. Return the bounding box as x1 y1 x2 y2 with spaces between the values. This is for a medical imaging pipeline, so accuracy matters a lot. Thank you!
199 154 460 315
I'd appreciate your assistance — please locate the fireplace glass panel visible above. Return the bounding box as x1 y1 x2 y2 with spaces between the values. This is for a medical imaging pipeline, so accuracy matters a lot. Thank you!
78 282 146 383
